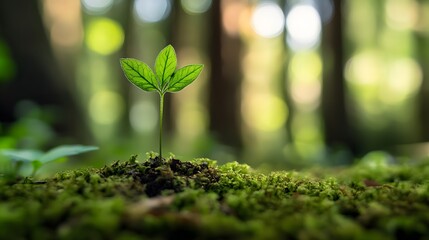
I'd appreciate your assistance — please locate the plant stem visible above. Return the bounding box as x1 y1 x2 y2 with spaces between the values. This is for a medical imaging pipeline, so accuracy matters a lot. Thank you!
159 93 165 159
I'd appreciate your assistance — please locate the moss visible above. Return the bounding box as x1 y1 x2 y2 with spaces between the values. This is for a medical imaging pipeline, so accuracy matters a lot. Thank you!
1 156 429 239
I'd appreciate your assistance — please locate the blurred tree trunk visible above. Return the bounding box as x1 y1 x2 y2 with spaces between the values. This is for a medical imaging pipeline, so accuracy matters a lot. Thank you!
321 0 357 154
416 0 429 142
416 39 429 140
208 0 242 150
0 0 90 142
279 0 294 144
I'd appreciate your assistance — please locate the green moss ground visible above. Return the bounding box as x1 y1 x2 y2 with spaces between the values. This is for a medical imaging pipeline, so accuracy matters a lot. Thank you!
1 155 429 239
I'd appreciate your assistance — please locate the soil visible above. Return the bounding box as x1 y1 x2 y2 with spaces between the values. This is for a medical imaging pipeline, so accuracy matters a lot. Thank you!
1 155 429 239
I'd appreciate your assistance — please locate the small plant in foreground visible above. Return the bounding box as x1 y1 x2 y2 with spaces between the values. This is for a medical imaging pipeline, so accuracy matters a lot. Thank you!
120 45 204 159
0 145 98 177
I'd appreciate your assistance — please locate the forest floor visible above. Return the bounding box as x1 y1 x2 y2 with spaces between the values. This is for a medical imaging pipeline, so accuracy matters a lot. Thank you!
1 155 429 239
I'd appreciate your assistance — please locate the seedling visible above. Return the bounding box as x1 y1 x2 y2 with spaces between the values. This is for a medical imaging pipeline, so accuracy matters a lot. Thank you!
120 45 204 159
1 145 98 177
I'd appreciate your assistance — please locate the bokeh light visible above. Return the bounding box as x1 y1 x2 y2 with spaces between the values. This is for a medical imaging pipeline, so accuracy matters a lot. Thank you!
289 51 322 81
242 93 288 132
134 0 171 23
85 18 124 55
286 4 321 50
222 1 248 37
382 58 422 104
43 0 83 49
89 91 124 125
82 0 114 14
251 2 285 38
289 52 322 110
177 103 207 138
130 101 158 133
345 51 384 87
385 0 418 30
181 0 212 15
345 51 422 114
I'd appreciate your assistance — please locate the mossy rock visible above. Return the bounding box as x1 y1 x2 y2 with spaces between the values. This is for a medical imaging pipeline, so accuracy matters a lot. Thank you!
1 155 429 239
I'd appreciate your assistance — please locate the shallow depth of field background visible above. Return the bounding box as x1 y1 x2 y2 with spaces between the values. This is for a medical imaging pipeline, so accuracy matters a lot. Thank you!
1 0 429 172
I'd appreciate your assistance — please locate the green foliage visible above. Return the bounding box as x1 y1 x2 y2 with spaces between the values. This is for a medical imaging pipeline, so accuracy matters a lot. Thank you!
1 156 429 239
0 39 16 83
0 101 58 150
0 145 98 178
120 45 204 159
120 45 203 95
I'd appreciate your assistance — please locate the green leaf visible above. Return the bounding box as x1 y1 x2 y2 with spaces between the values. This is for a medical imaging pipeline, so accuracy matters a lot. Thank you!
155 45 177 89
167 64 204 92
1 149 43 162
31 160 43 172
39 145 99 163
120 58 159 92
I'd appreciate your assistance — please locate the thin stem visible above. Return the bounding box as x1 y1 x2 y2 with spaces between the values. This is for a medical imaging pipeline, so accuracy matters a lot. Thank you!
159 93 165 159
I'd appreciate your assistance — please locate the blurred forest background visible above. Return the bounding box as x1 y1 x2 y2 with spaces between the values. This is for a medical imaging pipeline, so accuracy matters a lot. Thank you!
0 0 429 171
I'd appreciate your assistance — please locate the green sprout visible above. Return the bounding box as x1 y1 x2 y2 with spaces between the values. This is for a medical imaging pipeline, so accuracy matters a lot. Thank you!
120 45 204 159
1 145 98 177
